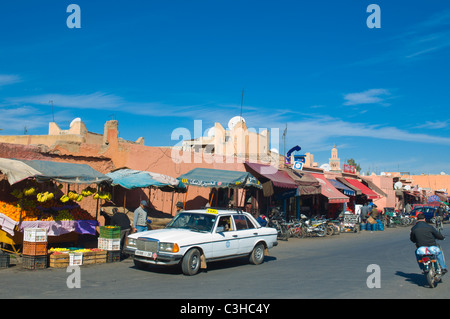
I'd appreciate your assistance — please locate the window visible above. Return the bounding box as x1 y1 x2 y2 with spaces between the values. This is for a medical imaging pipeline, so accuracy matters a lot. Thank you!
233 215 256 230
217 216 233 232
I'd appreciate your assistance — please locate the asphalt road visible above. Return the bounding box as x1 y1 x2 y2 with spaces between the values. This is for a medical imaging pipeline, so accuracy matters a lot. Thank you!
1 224 449 299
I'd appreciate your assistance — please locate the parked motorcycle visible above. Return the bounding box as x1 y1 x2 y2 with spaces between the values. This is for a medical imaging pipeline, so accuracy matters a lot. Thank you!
268 208 289 241
300 215 327 237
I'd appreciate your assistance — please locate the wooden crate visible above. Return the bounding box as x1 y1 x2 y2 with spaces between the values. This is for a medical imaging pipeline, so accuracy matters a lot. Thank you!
95 250 107 264
82 251 96 265
49 253 69 268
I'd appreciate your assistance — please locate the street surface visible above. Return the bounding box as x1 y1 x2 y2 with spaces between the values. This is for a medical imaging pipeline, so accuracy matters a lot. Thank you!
1 225 449 299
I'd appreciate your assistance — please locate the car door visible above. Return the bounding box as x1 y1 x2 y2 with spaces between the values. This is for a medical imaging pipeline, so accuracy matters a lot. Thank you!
211 215 239 258
233 214 258 254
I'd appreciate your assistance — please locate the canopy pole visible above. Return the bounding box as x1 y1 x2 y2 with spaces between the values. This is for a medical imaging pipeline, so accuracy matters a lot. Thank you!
209 192 214 206
170 192 174 215
95 197 99 221
123 191 126 214
183 186 189 210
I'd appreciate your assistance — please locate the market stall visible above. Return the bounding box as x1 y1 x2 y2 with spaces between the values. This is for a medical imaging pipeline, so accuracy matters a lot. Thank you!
106 168 187 217
0 158 112 254
177 167 262 209
106 168 186 192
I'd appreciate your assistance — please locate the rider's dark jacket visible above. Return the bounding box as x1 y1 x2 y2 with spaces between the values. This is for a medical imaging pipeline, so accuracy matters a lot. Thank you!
410 221 444 248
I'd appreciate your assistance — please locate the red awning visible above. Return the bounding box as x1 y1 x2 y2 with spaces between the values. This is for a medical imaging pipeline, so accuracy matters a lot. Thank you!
244 162 297 189
344 178 379 200
310 173 349 204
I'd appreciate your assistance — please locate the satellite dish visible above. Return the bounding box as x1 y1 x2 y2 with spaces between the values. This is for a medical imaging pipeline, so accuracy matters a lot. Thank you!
394 181 403 190
320 163 331 172
206 127 215 137
270 148 279 153
403 185 411 190
70 118 81 127
380 172 386 176
228 116 245 130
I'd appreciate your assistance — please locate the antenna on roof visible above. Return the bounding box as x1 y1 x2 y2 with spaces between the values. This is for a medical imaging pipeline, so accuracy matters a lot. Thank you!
240 88 244 119
282 123 287 156
49 100 55 122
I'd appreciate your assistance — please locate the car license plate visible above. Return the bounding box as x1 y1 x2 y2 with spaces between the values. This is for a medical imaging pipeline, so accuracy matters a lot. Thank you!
135 250 153 257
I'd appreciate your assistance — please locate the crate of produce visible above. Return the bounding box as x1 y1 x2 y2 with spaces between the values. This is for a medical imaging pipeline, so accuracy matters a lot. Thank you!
24 228 48 242
23 241 48 256
99 226 121 239
0 252 10 269
98 237 121 251
49 252 70 268
69 253 83 266
81 251 97 265
22 255 47 270
107 250 121 263
90 249 107 264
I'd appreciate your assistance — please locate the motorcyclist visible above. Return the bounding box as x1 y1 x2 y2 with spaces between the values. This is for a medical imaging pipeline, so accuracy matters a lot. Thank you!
410 213 447 274
435 204 445 226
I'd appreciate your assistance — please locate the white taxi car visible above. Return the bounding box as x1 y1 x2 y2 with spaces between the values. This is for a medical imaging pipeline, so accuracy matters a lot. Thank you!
125 208 278 275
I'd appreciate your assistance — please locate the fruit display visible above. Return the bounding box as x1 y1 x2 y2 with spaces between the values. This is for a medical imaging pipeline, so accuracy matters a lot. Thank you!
24 187 37 196
68 191 83 202
81 186 96 197
37 191 54 202
0 185 99 222
93 191 111 201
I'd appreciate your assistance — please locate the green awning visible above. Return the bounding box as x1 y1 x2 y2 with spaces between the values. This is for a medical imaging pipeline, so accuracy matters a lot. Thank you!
178 168 262 189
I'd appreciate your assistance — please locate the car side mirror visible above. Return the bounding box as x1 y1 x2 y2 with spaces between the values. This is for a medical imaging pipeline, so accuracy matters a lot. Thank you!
216 226 225 233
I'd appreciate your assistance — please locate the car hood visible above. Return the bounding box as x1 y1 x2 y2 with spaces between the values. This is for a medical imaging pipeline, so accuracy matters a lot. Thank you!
128 228 208 244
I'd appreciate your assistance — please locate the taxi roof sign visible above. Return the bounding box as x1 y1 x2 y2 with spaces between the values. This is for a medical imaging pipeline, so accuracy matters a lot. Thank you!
206 208 218 214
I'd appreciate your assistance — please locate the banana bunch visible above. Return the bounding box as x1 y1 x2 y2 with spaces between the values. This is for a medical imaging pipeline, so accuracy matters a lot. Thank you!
68 191 83 202
23 187 36 196
93 191 111 201
81 186 97 197
59 195 70 203
37 191 54 202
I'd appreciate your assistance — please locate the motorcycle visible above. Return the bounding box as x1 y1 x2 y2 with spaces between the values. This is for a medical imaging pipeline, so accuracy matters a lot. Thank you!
417 246 444 288
300 215 327 237
268 208 289 241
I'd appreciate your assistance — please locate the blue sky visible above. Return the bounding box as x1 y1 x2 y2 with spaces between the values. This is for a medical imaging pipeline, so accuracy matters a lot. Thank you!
1 1 450 175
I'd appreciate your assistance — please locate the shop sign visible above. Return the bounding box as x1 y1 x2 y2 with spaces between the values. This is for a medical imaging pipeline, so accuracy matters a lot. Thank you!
343 164 356 174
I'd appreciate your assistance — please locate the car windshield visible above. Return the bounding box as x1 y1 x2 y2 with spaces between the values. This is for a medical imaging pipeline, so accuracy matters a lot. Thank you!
166 212 216 232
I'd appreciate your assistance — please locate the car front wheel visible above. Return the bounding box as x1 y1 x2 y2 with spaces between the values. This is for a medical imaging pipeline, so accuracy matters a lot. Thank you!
181 248 201 276
249 243 265 265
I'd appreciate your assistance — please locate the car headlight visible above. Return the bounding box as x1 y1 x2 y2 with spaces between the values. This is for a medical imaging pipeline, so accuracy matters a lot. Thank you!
159 242 179 253
127 238 137 248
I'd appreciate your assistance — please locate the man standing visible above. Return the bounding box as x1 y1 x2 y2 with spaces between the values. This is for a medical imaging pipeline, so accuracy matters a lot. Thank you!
110 208 131 258
133 200 149 233
410 213 447 274
360 202 370 223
